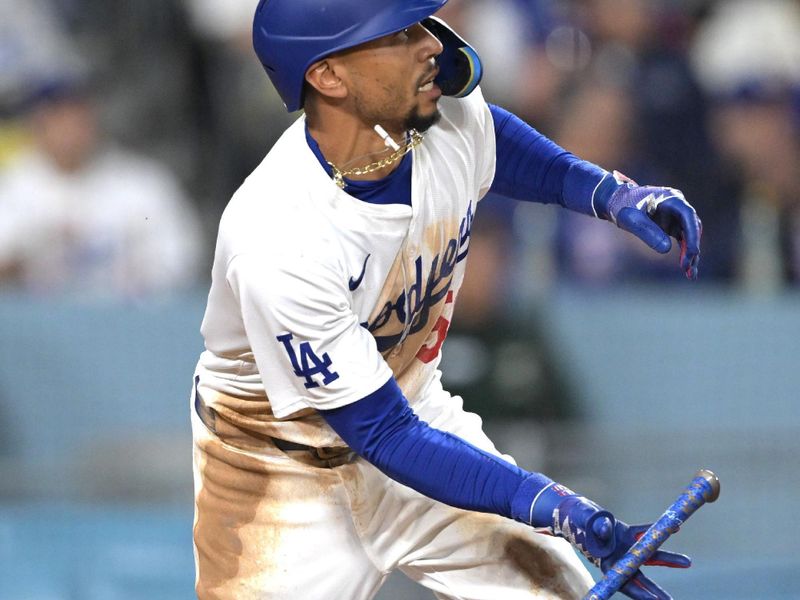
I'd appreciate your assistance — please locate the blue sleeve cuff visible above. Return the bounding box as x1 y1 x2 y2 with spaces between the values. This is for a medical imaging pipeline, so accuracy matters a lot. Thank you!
563 163 618 219
510 473 556 525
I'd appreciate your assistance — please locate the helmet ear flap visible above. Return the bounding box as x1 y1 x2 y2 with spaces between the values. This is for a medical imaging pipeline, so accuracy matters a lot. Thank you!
422 16 483 98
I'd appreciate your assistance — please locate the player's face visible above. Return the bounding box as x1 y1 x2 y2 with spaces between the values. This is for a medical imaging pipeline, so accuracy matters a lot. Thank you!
338 23 444 133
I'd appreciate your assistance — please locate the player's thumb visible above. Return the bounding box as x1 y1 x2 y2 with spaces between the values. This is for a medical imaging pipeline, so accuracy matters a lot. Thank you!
616 207 672 254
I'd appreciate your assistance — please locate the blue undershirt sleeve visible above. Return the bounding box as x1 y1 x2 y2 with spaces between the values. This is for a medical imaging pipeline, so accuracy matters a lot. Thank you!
319 377 553 525
488 103 619 219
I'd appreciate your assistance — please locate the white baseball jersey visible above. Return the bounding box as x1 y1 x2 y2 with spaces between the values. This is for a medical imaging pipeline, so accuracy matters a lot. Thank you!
195 88 496 446
191 88 595 600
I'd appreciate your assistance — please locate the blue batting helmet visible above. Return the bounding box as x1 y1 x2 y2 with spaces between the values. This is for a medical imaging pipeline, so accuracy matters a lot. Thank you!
253 0 461 112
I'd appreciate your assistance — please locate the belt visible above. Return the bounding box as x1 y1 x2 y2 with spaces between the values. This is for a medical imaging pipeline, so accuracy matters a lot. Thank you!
193 383 351 462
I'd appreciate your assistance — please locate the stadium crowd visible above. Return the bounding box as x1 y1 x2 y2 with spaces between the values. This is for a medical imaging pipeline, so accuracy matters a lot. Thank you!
1 0 799 297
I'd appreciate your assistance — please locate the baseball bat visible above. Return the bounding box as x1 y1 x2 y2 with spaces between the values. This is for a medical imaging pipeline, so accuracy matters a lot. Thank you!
583 469 721 600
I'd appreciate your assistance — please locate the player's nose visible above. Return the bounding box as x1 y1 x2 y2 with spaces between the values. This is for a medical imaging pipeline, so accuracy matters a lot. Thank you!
413 22 443 61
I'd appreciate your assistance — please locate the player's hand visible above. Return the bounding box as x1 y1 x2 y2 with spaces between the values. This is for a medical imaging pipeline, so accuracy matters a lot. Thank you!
605 171 702 280
531 484 691 600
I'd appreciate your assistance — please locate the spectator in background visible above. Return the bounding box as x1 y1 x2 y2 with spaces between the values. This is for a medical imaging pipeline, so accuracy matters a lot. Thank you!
0 75 205 297
49 0 202 192
181 0 295 218
550 0 733 284
436 0 733 286
551 78 663 283
435 0 570 132
0 0 73 166
692 0 800 291
20 0 278 235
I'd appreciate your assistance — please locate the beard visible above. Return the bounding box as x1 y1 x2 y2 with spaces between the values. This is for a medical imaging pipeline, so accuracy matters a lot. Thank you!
404 105 441 132
353 87 442 135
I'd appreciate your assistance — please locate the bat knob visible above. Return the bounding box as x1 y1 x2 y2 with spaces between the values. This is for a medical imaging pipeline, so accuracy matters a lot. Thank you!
585 511 616 558
695 469 721 503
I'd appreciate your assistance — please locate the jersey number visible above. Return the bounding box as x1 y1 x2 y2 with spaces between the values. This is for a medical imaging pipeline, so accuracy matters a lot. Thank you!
416 291 454 364
277 333 340 389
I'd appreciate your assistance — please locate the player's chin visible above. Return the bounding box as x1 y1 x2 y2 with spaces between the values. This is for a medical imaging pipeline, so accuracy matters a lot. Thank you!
417 87 442 114
405 104 442 133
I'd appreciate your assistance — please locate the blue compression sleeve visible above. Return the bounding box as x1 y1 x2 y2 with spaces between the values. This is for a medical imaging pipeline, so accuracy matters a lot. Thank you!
320 377 552 524
489 104 619 218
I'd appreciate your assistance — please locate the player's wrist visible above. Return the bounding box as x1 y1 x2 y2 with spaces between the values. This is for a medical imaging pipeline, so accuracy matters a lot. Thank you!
593 171 630 222
518 480 618 559
552 495 617 561
509 474 570 528
528 482 579 529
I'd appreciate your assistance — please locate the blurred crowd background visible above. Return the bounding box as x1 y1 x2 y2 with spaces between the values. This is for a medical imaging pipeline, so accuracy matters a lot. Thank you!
0 1 798 599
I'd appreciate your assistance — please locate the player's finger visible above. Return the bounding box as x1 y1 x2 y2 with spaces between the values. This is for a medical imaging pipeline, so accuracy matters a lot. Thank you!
657 198 702 272
680 218 702 279
616 208 672 254
629 523 651 539
625 524 692 569
620 571 672 600
679 236 696 280
645 549 691 569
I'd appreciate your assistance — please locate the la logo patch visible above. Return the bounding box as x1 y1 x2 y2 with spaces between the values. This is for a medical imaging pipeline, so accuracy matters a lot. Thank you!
277 333 339 389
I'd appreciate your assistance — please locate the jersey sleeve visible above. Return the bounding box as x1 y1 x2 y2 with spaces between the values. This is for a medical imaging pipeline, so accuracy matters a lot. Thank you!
471 88 498 199
226 251 394 418
441 86 497 200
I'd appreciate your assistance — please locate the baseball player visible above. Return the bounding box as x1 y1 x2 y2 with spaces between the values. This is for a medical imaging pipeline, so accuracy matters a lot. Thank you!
191 1 702 599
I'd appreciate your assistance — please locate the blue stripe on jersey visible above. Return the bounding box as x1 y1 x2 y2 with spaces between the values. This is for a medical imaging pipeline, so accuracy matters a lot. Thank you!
320 376 553 524
305 125 413 206
488 104 614 218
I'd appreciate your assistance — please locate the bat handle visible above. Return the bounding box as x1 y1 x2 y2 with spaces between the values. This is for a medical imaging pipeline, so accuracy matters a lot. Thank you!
583 469 720 600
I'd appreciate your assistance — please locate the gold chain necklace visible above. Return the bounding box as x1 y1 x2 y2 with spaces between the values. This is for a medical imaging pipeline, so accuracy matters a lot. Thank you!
328 130 424 189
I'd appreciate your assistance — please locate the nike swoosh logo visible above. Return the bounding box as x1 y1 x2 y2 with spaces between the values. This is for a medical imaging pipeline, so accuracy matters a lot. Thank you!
348 254 371 291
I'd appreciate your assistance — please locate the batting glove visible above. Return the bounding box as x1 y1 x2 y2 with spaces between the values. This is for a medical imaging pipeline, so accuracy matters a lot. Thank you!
531 483 691 600
599 171 702 280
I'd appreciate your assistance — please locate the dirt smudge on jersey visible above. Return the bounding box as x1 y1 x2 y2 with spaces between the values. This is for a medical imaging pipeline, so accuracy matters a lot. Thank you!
194 437 276 598
208 387 347 449
422 216 461 256
194 430 340 599
504 535 575 598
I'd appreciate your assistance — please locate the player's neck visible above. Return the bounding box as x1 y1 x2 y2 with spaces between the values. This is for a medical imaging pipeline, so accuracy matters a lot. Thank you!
307 111 406 181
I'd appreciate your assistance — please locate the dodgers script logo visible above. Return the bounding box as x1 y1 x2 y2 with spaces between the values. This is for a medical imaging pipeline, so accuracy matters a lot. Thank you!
369 201 473 353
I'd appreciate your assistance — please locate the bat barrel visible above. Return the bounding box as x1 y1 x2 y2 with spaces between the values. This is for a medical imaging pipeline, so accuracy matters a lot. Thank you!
583 469 720 600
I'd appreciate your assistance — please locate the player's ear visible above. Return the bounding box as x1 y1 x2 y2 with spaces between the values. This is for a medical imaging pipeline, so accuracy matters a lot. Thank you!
305 60 347 101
